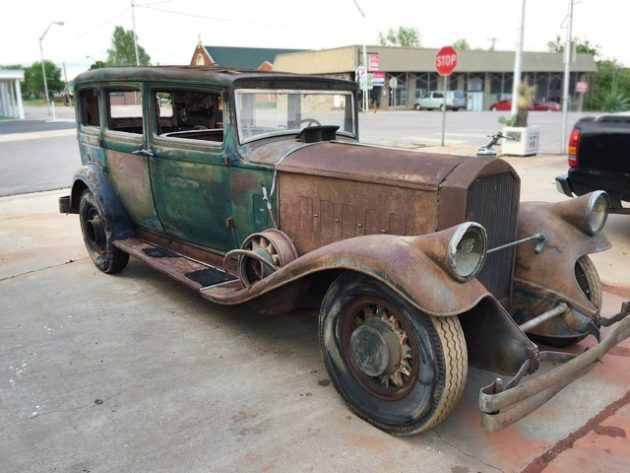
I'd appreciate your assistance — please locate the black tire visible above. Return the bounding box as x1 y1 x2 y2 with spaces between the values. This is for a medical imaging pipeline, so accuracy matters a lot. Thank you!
79 190 129 274
534 255 602 347
440 104 446 112
319 272 467 435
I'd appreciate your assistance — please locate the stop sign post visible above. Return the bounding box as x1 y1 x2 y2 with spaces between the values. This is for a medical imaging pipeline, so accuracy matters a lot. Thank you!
435 46 458 146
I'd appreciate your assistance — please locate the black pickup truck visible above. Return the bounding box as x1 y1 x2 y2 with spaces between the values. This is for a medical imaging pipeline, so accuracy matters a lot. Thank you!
556 113 630 214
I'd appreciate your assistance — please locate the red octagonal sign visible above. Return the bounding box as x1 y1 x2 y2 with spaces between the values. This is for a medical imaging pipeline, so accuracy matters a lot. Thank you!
435 46 458 76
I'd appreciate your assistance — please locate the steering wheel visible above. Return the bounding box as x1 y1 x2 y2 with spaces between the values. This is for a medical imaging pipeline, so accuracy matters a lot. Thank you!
298 118 322 128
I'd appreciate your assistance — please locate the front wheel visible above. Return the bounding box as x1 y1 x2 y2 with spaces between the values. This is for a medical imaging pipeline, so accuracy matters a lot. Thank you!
319 272 467 435
79 190 129 274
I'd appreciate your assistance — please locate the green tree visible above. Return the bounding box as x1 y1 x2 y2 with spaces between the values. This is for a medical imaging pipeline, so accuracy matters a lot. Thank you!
23 60 63 99
106 26 150 66
453 38 470 51
546 35 600 56
378 27 421 47
586 59 630 111
89 60 107 70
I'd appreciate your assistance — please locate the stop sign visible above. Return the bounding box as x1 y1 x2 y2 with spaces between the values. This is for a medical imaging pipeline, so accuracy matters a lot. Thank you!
435 46 458 76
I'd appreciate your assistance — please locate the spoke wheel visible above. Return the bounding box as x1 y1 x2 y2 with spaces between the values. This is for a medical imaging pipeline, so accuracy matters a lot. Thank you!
79 190 129 274
320 272 467 435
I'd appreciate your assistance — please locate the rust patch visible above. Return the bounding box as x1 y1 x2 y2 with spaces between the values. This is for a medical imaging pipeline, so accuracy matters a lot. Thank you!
593 425 626 438
521 390 630 473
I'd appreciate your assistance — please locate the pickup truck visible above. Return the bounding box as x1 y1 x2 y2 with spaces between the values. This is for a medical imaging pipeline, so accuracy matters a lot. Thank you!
556 112 630 214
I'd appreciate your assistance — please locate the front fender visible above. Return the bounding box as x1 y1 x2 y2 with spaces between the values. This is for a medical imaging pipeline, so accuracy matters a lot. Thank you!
202 225 491 317
512 193 611 335
70 163 134 240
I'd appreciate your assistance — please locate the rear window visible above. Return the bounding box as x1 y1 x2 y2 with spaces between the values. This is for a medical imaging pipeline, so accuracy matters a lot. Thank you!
107 89 143 135
79 88 100 127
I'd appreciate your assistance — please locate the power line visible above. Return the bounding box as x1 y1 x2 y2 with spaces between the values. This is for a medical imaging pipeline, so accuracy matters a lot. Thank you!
137 4 297 28
74 6 130 39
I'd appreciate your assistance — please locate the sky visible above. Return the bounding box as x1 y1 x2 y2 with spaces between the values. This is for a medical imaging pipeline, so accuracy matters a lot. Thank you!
1 0 628 80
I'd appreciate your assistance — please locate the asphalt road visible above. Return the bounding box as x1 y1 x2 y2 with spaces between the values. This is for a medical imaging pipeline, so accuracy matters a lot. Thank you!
0 106 591 197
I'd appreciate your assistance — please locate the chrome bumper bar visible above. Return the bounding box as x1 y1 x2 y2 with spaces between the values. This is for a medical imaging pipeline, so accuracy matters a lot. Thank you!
479 301 630 432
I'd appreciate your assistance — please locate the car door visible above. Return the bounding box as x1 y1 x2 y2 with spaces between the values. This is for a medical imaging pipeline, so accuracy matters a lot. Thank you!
147 85 233 252
102 83 163 232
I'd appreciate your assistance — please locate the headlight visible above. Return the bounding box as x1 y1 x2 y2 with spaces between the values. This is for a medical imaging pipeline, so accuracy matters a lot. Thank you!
585 191 608 235
446 222 487 282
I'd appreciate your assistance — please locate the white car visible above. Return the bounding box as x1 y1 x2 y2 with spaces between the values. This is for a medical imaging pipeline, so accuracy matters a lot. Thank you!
415 90 466 111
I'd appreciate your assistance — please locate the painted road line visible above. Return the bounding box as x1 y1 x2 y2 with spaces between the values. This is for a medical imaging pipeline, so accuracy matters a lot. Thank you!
0 129 76 143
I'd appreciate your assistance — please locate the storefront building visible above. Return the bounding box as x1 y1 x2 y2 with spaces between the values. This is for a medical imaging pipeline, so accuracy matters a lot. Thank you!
273 45 597 111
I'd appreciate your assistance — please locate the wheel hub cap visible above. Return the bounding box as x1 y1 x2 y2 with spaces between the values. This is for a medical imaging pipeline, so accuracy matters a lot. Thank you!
350 318 401 377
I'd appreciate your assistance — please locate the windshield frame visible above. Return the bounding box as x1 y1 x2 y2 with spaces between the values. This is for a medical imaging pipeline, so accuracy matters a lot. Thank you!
234 88 356 145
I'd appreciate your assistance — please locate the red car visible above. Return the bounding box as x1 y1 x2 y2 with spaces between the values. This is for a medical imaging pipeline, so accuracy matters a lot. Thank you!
490 99 561 111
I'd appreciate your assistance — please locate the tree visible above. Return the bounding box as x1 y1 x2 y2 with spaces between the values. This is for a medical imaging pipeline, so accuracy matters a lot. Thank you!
546 35 600 56
89 60 107 70
378 27 421 47
23 60 63 99
453 39 470 51
106 26 150 66
586 59 630 111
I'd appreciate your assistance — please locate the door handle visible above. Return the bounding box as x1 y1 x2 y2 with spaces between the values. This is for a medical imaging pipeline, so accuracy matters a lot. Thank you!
132 148 154 158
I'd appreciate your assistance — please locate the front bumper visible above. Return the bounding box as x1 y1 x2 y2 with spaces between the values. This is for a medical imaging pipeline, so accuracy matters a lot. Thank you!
479 301 630 432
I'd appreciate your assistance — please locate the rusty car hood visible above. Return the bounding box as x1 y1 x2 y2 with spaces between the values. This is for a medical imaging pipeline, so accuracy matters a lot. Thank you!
277 141 468 191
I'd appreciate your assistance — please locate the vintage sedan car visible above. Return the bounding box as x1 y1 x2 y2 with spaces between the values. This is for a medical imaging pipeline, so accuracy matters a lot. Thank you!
490 99 561 111
556 113 630 214
60 66 630 435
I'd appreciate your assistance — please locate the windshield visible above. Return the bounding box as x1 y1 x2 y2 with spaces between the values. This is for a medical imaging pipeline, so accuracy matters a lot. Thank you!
235 89 355 144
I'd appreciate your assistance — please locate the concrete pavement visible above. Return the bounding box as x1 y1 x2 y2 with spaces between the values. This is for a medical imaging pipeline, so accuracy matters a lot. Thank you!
1 174 629 471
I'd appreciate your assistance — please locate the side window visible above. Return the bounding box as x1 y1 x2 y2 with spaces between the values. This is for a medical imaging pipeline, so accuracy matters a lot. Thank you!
153 89 223 144
79 88 100 128
433 92 443 99
107 89 143 135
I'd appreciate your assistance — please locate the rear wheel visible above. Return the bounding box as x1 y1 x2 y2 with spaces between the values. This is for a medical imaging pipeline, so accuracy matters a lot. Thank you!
319 272 467 435
79 190 129 274
414 104 421 111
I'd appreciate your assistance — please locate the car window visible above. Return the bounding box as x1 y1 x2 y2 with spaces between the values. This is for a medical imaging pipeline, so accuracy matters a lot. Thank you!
433 92 443 99
152 89 223 144
235 89 355 144
107 89 143 135
79 88 100 128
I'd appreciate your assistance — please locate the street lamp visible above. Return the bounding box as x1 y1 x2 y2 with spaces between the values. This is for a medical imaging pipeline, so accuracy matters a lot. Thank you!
39 21 64 118
351 0 369 112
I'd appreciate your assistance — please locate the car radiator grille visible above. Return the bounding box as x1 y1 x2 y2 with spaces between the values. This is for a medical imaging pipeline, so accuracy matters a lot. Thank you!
466 172 520 301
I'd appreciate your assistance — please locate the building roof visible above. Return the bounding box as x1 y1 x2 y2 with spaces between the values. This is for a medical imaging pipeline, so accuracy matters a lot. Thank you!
0 69 25 80
203 46 307 69
273 45 598 74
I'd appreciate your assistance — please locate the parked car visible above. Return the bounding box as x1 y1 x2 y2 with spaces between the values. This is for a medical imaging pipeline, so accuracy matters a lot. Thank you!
556 113 630 214
60 66 630 436
415 90 466 110
490 99 560 111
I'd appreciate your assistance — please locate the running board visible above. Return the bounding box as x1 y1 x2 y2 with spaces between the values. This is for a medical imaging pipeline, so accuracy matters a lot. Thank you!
112 238 236 291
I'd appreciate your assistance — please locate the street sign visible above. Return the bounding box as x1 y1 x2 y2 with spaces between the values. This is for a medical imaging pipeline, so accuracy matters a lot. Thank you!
576 81 588 93
389 76 398 89
435 46 458 76
372 71 385 86
434 46 458 147
368 53 380 71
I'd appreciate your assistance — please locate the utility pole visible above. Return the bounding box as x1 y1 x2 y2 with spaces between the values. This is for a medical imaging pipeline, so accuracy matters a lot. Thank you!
488 37 498 51
130 0 141 65
39 21 64 118
510 0 526 117
352 0 369 112
560 0 574 153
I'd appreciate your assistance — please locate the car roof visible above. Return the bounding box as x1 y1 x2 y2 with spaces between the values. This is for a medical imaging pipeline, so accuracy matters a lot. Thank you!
73 65 356 90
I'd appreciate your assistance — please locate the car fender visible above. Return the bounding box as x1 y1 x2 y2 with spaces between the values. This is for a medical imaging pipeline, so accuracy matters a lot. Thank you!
203 224 493 317
512 193 611 335
69 163 134 240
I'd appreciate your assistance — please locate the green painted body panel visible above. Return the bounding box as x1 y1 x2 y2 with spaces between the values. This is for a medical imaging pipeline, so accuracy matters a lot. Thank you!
72 67 356 255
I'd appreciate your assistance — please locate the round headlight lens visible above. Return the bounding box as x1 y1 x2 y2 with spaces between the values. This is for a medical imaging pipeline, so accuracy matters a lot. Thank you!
446 222 487 282
586 191 608 235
